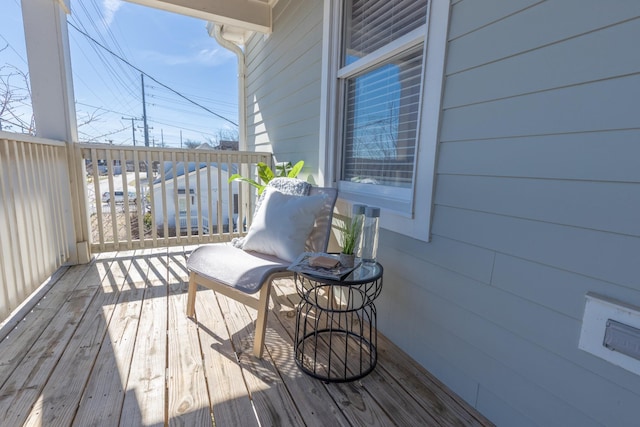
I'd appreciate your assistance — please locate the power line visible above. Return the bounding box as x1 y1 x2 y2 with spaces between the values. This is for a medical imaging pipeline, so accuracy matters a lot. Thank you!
73 0 139 91
69 32 138 110
148 93 237 113
67 20 238 128
146 84 238 108
68 12 139 103
147 118 218 138
0 33 29 66
76 101 132 117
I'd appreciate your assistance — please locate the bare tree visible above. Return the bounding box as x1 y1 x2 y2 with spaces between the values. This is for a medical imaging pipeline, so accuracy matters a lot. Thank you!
0 47 35 134
183 139 201 149
1 44 101 136
216 128 239 143
204 128 239 150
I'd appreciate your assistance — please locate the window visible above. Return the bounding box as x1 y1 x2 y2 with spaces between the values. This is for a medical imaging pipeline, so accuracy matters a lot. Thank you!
340 46 424 212
178 189 195 215
320 0 450 241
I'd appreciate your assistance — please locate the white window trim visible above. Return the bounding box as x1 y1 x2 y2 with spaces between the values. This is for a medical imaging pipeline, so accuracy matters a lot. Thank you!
336 25 427 79
319 0 450 242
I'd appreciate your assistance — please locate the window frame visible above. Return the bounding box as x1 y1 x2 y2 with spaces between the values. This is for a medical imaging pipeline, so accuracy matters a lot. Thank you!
337 27 427 216
178 188 195 215
319 0 450 242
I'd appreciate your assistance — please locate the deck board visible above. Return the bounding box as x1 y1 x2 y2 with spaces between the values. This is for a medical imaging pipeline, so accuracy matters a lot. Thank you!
194 287 258 427
0 283 99 426
219 295 305 427
270 280 399 427
119 283 166 427
72 251 139 427
263 303 351 427
0 249 494 427
167 251 211 426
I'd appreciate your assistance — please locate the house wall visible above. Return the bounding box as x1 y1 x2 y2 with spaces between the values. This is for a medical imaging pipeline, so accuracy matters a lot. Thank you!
413 2 640 425
244 0 324 184
244 0 640 425
152 167 237 230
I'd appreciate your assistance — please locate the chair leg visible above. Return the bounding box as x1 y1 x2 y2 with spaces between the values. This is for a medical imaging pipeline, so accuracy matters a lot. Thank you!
253 281 272 358
186 272 197 317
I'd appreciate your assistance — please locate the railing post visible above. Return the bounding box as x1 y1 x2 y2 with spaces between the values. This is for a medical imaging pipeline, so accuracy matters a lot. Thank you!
21 0 90 264
69 144 91 263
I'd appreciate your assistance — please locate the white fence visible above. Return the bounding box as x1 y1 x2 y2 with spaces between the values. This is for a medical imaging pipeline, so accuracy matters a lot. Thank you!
0 136 272 322
80 144 272 252
0 132 71 321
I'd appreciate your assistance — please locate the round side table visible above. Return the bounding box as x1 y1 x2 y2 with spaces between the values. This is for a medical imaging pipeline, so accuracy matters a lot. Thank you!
294 262 383 383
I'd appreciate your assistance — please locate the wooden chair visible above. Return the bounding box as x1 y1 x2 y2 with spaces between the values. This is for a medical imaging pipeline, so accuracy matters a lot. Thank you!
186 179 338 357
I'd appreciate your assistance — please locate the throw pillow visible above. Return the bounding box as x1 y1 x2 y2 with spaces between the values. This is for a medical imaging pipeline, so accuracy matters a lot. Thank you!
242 187 327 262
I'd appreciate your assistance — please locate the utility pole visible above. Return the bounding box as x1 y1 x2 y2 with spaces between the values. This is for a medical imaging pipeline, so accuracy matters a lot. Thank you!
141 73 150 147
180 130 183 149
122 116 141 146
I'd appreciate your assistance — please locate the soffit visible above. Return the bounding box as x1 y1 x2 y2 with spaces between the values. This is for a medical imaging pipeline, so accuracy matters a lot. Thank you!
125 0 272 33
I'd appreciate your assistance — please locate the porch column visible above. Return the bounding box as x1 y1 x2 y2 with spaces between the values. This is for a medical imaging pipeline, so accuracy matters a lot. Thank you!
21 0 91 264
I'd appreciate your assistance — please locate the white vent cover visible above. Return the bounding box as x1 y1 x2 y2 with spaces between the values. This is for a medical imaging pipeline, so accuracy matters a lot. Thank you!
579 293 640 376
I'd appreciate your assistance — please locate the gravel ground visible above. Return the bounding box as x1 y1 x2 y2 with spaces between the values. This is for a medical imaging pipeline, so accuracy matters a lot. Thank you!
90 210 148 243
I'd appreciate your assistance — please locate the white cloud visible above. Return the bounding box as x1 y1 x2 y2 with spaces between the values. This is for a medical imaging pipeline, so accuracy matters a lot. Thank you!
102 0 123 27
195 47 235 66
140 47 235 67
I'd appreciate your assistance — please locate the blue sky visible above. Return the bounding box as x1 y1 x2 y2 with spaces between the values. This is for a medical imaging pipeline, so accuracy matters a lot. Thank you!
1 0 238 147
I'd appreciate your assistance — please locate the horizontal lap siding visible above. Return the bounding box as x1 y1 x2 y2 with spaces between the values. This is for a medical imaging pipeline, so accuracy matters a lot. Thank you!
377 1 640 426
435 176 640 237
437 131 640 183
245 0 322 169
244 0 640 425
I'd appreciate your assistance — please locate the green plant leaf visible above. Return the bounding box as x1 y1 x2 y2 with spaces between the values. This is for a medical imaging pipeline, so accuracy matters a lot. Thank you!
229 159 305 196
228 173 261 190
275 161 291 177
228 173 242 183
287 160 304 178
257 162 274 184
337 214 361 255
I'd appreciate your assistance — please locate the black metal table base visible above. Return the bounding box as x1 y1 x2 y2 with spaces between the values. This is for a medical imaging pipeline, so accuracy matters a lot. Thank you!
293 263 383 383
295 328 377 383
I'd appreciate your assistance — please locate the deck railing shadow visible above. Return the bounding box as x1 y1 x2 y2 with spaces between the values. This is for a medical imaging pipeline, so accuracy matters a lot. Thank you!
0 248 493 426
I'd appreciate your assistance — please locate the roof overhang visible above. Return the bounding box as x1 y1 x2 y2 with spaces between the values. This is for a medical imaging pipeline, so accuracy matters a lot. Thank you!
125 0 272 34
206 22 252 46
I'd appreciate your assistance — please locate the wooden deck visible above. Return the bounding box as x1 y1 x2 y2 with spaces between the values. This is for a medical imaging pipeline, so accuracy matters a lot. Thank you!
0 248 494 426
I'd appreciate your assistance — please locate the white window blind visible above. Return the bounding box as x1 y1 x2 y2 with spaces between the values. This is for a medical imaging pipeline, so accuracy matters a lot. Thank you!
339 0 428 195
342 46 423 188
343 0 429 66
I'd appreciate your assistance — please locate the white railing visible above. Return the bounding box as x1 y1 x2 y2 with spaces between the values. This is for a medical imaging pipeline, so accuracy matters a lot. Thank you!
80 144 271 253
0 131 71 321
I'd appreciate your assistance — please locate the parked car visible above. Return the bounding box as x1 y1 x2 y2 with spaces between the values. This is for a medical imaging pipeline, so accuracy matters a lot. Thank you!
102 190 137 204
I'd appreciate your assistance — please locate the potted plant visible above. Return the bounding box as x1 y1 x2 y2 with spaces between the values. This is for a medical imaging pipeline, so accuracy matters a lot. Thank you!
228 160 304 195
338 214 362 267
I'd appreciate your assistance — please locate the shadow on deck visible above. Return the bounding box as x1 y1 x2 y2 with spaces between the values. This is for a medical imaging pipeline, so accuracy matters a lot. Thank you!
0 248 494 426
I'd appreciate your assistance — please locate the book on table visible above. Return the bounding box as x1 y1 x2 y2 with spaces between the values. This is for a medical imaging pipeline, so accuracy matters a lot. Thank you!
288 252 360 281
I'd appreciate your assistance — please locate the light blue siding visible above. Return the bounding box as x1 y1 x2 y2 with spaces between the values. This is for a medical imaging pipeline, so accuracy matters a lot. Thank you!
245 0 323 173
444 18 640 109
244 0 640 425
435 175 640 236
391 0 640 424
446 0 640 74
438 131 640 183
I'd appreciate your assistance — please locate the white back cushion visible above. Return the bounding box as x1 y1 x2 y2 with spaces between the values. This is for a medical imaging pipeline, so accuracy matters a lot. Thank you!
242 187 327 262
